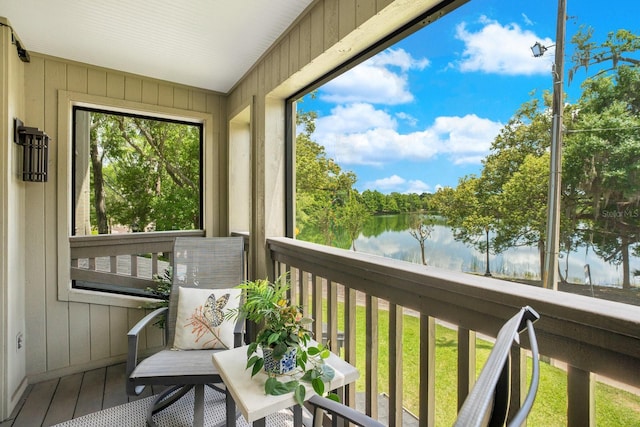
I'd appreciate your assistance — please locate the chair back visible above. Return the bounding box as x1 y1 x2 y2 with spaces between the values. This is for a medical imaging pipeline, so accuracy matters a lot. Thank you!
454 306 540 427
166 237 245 346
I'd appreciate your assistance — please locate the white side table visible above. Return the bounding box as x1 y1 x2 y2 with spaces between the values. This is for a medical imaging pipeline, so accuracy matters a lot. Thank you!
212 343 359 426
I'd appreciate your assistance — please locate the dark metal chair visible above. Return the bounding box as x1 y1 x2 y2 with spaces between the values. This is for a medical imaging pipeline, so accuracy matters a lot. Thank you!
126 237 245 426
454 305 540 427
308 306 540 427
308 394 385 427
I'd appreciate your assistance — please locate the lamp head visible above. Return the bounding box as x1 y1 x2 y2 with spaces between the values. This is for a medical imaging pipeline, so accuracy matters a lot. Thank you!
530 41 548 58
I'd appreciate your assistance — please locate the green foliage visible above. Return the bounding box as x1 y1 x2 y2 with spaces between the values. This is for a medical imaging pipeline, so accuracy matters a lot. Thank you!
563 36 640 288
143 267 172 328
85 111 200 234
338 192 371 250
430 29 640 283
341 301 640 425
295 106 430 249
230 274 338 406
408 213 435 265
432 176 496 253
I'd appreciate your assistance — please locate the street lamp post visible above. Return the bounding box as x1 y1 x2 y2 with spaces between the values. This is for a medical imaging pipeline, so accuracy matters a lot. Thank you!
532 0 566 290
484 225 492 277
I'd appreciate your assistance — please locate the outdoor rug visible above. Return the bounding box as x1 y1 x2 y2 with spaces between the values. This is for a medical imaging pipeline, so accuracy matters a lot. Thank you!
52 386 294 427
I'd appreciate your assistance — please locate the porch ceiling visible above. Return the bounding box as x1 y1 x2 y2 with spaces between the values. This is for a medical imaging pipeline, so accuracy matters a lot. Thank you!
2 0 314 93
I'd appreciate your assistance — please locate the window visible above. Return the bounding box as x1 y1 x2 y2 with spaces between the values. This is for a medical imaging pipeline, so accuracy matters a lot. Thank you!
288 0 640 301
71 107 203 297
73 107 202 235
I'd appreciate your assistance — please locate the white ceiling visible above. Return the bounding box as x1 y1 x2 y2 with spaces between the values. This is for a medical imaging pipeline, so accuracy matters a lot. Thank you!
1 0 314 93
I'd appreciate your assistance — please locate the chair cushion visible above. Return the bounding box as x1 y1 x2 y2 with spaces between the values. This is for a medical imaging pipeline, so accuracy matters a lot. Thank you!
131 349 223 380
173 286 241 350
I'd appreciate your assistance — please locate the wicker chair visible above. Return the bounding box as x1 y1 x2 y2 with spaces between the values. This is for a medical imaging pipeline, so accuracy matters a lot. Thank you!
126 237 245 426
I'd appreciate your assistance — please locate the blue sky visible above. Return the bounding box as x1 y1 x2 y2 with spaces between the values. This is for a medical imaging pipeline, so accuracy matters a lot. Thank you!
298 0 640 194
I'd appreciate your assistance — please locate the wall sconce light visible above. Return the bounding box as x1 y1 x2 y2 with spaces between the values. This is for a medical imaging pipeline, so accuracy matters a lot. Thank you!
13 118 49 182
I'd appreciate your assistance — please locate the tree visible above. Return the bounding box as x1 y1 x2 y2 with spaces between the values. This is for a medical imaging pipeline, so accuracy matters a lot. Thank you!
433 177 492 248
563 66 640 288
563 28 640 288
497 154 551 276
361 189 385 213
408 214 434 265
87 112 200 233
569 28 640 84
337 191 371 251
295 107 358 246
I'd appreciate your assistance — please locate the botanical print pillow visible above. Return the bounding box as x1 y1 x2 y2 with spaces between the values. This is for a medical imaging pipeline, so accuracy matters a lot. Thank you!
173 286 241 350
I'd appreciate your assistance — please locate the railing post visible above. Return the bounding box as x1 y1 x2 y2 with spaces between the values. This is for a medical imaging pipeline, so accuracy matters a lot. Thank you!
327 281 339 353
508 346 527 425
419 315 435 427
567 365 595 427
457 328 476 411
344 288 357 411
312 274 323 344
300 270 310 320
389 303 403 427
366 295 379 419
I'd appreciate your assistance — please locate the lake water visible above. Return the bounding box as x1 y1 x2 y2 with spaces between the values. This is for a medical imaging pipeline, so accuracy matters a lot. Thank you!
351 215 640 287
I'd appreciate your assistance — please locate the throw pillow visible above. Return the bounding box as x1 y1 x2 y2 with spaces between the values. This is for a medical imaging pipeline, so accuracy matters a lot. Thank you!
173 286 241 350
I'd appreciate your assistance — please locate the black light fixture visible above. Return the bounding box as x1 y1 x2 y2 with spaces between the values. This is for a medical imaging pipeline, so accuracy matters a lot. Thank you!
0 22 30 62
530 41 553 58
13 118 49 182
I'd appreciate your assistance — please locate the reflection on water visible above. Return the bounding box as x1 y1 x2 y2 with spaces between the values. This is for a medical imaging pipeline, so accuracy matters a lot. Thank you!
353 219 640 287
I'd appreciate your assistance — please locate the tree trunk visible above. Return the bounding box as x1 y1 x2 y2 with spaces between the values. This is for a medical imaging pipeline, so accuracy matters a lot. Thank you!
420 241 426 265
622 235 630 290
538 240 545 284
90 143 109 234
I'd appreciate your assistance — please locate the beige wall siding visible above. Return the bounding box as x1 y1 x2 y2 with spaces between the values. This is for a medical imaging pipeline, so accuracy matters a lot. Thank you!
22 54 226 381
1 20 28 418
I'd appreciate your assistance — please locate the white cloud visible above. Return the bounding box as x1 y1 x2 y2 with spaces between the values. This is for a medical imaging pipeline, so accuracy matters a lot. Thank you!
405 179 432 194
395 111 418 127
313 104 502 167
315 103 396 135
521 13 534 26
320 48 429 104
453 16 554 75
371 175 405 189
364 175 431 194
431 115 502 154
370 48 430 71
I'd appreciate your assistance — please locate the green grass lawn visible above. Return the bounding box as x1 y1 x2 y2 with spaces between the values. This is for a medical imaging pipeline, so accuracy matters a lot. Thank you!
331 304 640 426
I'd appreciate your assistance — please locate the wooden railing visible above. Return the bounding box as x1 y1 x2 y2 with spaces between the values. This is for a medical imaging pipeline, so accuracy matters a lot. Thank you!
267 237 640 426
69 230 203 296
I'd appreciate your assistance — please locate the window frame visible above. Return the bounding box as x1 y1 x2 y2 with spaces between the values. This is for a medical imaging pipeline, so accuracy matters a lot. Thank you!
57 90 215 307
284 0 465 238
71 106 204 236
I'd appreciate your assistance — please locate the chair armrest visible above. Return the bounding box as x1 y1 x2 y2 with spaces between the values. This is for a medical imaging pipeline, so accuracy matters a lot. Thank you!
507 318 540 427
126 307 168 395
233 312 246 348
128 306 168 338
308 395 385 427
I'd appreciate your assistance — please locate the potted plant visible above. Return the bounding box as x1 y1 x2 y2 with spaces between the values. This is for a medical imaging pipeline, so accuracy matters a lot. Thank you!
229 274 338 406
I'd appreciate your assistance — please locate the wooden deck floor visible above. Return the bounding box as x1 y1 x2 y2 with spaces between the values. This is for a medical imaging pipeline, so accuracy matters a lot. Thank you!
1 363 165 427
2 363 420 427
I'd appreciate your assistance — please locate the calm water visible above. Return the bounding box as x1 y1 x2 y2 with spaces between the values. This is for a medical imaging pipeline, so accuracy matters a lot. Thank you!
351 215 640 287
